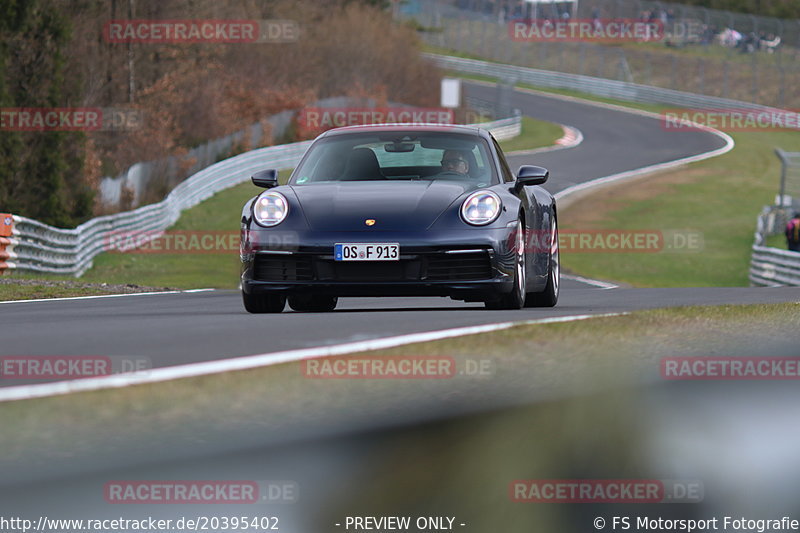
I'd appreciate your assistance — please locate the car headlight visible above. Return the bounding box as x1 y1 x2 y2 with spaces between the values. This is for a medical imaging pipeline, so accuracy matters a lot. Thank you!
460 191 502 226
253 191 289 227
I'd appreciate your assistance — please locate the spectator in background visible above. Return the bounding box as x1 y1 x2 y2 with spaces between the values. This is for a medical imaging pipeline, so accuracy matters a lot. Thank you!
701 24 717 46
592 8 603 32
786 213 800 252
762 33 781 53
719 27 742 48
740 32 757 53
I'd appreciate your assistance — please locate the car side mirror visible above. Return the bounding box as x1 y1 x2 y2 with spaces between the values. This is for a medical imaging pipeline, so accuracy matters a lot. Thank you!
515 165 549 187
252 169 279 189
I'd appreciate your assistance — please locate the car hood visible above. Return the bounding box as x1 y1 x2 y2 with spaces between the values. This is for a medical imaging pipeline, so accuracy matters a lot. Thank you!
289 181 474 231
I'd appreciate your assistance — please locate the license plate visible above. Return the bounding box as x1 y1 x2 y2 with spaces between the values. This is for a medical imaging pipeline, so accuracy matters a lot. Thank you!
334 243 399 261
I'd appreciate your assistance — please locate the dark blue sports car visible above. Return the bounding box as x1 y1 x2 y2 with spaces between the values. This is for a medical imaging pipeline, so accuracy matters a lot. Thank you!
240 124 559 312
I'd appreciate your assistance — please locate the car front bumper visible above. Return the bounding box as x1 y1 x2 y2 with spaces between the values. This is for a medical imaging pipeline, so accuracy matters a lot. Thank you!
240 227 519 301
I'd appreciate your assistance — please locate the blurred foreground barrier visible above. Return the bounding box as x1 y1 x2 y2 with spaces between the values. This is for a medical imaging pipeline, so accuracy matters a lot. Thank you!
4 115 519 276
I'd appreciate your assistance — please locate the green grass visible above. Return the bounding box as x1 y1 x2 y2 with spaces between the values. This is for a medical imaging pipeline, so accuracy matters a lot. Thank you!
766 232 797 250
558 129 799 287
502 116 563 152
0 284 116 301
80 175 286 289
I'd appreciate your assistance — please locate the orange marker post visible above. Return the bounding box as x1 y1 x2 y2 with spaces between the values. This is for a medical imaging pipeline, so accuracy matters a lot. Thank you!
0 214 14 274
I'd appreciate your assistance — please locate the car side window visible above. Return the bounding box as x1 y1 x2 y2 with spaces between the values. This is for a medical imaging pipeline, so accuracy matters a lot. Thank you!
492 138 515 183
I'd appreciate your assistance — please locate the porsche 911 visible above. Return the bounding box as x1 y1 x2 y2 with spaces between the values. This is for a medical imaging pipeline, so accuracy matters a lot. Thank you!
239 124 559 312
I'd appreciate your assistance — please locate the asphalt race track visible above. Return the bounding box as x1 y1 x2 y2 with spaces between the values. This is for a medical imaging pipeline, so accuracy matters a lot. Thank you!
465 82 731 191
2 286 800 377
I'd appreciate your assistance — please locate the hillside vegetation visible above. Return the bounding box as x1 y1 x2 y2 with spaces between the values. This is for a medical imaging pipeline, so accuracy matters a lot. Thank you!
0 0 440 226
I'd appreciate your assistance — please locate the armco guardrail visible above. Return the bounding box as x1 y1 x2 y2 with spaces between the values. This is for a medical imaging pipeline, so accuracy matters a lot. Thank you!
749 206 800 286
426 53 799 121
750 246 800 286
2 115 520 276
5 141 310 276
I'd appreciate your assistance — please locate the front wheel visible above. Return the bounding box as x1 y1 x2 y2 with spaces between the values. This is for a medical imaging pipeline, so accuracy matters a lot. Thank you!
485 220 526 310
525 216 559 308
242 291 286 313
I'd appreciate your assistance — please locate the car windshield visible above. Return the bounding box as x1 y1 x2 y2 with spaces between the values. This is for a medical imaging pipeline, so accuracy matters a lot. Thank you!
290 131 498 186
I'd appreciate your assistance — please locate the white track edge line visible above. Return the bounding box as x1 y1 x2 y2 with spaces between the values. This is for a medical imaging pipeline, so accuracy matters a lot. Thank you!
490 83 737 200
506 124 584 157
0 312 627 403
553 133 734 202
0 288 215 304
561 274 619 289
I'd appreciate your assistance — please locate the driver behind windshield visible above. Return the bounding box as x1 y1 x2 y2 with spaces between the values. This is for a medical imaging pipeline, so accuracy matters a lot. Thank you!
439 149 470 177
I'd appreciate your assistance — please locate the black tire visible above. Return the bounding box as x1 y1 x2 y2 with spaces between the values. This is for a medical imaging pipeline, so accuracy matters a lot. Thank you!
525 216 559 308
288 295 338 312
485 220 526 310
242 291 286 313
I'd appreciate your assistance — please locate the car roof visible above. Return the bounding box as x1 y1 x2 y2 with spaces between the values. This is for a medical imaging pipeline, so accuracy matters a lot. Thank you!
318 123 492 140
